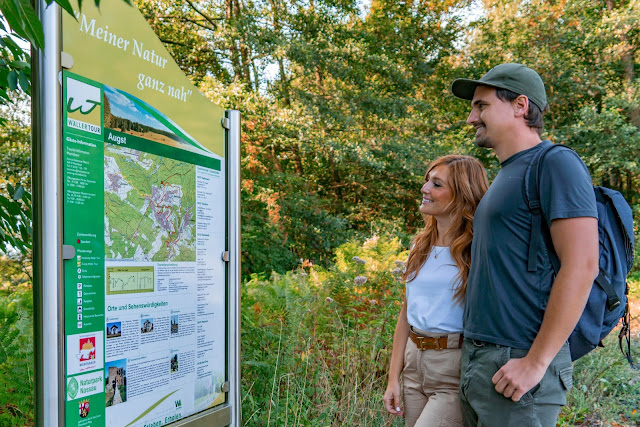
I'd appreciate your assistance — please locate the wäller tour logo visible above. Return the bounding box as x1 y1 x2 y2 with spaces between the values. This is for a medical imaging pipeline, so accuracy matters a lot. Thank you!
66 76 102 135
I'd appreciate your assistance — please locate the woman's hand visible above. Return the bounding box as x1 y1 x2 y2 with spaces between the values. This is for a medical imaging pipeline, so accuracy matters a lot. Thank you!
383 381 403 416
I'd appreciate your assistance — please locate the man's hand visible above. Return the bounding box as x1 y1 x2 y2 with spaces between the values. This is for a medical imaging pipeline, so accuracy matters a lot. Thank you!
492 356 547 402
383 381 403 416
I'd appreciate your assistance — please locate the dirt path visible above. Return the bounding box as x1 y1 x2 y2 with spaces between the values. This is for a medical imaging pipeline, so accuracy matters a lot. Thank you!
112 385 123 405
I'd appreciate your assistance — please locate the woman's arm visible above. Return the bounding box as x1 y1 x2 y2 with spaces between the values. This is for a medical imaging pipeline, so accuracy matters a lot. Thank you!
383 298 409 416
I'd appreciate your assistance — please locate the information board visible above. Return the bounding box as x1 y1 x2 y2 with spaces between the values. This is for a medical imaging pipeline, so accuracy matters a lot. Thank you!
59 2 228 426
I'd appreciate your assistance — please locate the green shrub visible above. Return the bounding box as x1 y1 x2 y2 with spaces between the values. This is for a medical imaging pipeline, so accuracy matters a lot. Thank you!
241 235 408 425
0 287 34 425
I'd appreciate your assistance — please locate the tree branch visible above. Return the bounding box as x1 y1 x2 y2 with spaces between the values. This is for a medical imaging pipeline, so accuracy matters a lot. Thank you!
183 0 223 29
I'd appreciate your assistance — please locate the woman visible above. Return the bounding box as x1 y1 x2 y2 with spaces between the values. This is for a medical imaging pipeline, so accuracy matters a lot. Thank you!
383 155 488 426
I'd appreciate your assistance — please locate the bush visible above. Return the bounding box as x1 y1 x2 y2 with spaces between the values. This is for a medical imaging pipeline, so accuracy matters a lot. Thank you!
0 287 34 426
241 235 408 425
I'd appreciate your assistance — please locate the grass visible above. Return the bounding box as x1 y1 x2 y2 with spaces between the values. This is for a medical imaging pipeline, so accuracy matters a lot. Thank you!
559 279 640 426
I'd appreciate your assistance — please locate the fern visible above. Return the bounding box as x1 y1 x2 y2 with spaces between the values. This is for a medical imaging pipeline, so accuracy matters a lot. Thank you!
0 289 34 425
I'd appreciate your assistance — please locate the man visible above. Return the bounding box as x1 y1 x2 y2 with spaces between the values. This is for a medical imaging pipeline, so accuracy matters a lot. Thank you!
450 63 599 426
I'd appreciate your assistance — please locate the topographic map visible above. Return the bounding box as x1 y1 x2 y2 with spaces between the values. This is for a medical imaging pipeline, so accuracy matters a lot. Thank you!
104 145 196 261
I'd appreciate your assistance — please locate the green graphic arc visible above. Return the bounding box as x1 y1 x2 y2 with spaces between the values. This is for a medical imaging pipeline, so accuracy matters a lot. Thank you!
67 97 101 114
124 390 180 427
117 90 209 153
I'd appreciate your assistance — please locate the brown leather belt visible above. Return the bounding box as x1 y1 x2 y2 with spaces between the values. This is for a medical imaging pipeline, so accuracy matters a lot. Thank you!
409 330 463 350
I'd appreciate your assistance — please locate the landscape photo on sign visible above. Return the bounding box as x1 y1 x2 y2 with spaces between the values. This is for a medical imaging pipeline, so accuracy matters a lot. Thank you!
103 85 209 154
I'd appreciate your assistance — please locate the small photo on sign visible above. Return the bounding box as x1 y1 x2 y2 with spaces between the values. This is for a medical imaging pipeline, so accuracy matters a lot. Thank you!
170 353 178 373
105 359 127 407
140 318 154 333
171 315 179 334
106 321 122 338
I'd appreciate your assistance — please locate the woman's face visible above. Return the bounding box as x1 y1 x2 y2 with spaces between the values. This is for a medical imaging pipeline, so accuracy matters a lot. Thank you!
420 165 454 218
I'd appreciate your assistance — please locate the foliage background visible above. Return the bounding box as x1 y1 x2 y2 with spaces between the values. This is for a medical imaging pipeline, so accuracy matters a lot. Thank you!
0 0 639 425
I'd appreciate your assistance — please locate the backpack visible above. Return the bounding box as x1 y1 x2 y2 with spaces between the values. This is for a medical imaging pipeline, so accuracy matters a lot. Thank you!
524 142 635 362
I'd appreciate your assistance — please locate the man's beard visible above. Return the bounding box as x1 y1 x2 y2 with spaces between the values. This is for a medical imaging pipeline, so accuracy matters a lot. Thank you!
474 124 491 148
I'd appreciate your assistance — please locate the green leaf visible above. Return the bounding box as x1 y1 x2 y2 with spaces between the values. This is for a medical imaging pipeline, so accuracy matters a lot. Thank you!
7 69 17 91
53 0 75 17
19 224 29 243
3 200 20 216
13 184 25 201
9 60 28 68
17 70 29 93
7 70 18 91
0 0 46 49
0 68 8 85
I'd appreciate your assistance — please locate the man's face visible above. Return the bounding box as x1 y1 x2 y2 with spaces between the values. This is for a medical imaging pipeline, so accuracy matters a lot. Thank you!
466 86 515 149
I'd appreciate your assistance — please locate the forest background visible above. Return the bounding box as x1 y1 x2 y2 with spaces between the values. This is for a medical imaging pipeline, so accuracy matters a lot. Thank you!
0 0 639 425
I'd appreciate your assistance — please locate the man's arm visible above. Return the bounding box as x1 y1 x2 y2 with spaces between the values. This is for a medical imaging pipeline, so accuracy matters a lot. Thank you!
492 216 598 401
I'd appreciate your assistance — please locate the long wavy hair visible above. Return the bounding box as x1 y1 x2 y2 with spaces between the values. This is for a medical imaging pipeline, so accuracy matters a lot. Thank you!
402 155 489 304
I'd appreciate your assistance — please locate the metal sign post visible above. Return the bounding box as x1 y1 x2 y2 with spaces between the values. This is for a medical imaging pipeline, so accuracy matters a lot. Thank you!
226 110 241 426
32 2 64 426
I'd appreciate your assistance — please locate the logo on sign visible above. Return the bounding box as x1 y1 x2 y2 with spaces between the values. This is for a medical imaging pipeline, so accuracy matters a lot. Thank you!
77 336 96 361
67 377 79 399
66 77 102 135
79 399 90 418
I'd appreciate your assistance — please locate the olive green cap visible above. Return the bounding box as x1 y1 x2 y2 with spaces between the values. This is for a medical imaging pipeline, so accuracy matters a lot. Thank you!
451 63 548 110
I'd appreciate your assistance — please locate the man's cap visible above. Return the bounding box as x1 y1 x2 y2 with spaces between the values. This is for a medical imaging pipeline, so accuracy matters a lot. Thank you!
451 63 547 110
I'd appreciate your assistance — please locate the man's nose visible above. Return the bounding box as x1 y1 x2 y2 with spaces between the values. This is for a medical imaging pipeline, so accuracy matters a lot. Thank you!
466 109 477 125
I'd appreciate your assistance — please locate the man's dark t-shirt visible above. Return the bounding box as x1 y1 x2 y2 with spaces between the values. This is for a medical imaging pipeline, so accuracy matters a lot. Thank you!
463 141 598 349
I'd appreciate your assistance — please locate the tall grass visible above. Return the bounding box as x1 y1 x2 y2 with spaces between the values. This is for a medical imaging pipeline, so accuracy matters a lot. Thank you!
241 236 408 426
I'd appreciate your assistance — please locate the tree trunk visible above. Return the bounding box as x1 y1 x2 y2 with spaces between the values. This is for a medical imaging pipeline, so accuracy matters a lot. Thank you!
268 0 291 105
605 0 640 128
226 0 243 81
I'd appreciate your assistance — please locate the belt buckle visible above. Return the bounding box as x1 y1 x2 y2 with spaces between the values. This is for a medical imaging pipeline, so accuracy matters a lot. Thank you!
435 337 443 350
417 336 426 350
417 336 430 351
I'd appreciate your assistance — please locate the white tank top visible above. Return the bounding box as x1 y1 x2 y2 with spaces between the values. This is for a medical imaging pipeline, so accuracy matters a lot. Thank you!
405 246 463 333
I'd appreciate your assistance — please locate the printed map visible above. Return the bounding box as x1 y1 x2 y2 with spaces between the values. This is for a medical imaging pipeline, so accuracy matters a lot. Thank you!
104 145 196 261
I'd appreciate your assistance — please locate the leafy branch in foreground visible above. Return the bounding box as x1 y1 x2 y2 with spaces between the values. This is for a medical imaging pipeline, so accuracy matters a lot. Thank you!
0 182 31 254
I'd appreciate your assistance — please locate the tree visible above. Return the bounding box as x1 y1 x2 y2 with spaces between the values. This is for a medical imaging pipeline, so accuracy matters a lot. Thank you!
141 0 476 274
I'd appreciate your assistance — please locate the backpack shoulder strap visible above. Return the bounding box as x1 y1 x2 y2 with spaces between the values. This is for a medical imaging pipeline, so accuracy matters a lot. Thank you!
524 142 568 273
527 148 629 312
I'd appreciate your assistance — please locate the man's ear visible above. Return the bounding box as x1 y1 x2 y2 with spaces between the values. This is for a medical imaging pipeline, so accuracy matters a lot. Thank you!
513 95 529 117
